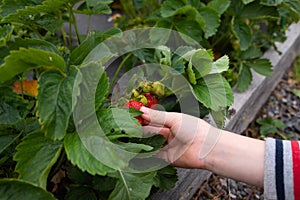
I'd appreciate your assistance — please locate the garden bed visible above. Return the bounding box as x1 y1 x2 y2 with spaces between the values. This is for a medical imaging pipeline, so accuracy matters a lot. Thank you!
151 21 300 200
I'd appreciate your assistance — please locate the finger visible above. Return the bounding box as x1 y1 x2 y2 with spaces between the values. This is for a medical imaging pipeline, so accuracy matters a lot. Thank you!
142 125 170 140
140 106 177 127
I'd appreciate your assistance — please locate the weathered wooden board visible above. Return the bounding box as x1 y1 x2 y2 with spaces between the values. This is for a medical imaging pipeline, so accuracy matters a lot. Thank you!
152 21 300 200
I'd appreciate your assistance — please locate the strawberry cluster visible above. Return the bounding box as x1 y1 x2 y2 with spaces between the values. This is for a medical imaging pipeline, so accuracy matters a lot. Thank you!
124 81 164 125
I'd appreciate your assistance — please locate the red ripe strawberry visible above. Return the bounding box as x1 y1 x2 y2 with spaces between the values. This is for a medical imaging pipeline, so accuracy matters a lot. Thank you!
125 100 144 110
124 100 145 125
144 93 158 108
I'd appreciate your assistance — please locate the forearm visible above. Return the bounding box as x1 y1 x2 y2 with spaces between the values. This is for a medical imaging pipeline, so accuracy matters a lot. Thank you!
202 130 265 187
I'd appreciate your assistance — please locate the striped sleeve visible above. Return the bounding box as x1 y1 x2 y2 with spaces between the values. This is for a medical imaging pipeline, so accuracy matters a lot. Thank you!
264 138 300 200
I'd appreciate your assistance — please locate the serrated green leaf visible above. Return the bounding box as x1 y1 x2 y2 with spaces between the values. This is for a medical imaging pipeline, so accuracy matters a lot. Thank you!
236 64 252 92
150 20 173 45
93 175 117 192
153 165 178 190
240 1 279 19
14 132 62 189
210 108 227 128
240 47 263 60
192 74 233 111
70 28 121 66
37 66 77 140
282 0 300 21
0 133 21 154
0 102 21 125
232 18 252 51
160 0 187 18
75 0 112 15
0 48 65 83
245 59 273 77
1 0 69 32
108 170 156 200
0 179 56 200
210 55 229 74
9 38 61 54
189 49 213 78
207 0 230 15
64 133 115 176
68 166 94 185
260 0 283 6
199 7 220 38
0 24 13 47
241 0 255 4
97 108 142 139
65 187 97 200
175 19 203 43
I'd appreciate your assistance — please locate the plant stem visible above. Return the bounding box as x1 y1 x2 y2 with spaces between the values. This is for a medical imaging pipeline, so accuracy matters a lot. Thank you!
86 15 91 34
70 8 81 45
59 12 68 47
68 7 73 49
109 53 132 92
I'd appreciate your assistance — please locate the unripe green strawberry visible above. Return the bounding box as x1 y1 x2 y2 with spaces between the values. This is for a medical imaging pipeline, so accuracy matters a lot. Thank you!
136 95 148 105
151 81 165 97
132 89 139 98
142 83 152 93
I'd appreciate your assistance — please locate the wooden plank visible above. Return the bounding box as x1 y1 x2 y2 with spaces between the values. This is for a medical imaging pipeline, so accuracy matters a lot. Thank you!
152 21 300 200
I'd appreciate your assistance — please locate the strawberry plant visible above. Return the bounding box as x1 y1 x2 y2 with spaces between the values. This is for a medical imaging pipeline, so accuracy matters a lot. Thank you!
0 0 234 199
112 0 300 91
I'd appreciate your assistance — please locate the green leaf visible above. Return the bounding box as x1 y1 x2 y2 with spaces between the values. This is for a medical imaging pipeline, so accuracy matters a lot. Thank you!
245 59 273 77
65 187 97 200
292 89 300 98
240 47 263 60
0 24 13 47
160 0 187 18
0 179 56 200
153 165 178 190
240 1 279 19
14 132 62 189
175 19 203 43
0 133 21 154
75 0 112 15
70 28 122 66
108 170 156 200
210 108 227 128
1 0 69 33
67 166 94 185
207 0 230 15
199 6 220 38
260 0 283 6
73 63 110 121
0 48 65 83
241 0 255 4
37 67 77 140
189 49 213 78
282 0 300 21
232 18 252 51
192 74 233 111
236 64 252 92
93 175 117 192
0 102 21 125
97 108 142 139
210 55 229 74
115 141 153 153
64 133 115 176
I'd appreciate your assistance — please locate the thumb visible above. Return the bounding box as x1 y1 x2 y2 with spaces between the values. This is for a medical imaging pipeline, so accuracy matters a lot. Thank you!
140 106 176 127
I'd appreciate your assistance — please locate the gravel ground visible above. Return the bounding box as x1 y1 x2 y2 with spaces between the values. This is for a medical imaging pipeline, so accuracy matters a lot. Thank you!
192 59 300 200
